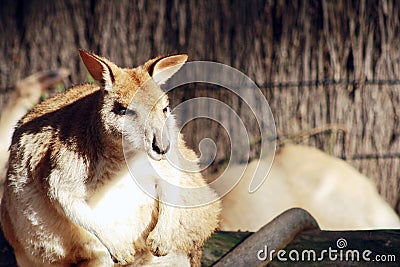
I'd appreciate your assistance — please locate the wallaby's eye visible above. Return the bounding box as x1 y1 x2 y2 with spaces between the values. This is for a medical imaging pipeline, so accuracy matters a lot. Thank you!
117 106 127 115
163 106 170 114
113 102 128 116
118 108 127 115
125 108 137 116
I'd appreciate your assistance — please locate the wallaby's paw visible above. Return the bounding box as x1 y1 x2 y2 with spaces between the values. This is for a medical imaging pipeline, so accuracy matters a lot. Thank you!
104 235 136 265
146 229 170 257
108 246 135 265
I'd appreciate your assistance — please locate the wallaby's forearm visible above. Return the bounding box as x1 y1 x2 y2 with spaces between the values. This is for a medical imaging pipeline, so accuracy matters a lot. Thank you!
55 188 136 264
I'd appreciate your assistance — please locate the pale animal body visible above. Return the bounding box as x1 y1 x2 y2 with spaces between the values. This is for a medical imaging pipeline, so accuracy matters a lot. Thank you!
0 69 69 181
1 51 220 266
219 144 400 231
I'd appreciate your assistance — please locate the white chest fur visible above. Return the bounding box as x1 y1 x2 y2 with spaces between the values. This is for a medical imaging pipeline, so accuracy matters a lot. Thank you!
87 153 159 248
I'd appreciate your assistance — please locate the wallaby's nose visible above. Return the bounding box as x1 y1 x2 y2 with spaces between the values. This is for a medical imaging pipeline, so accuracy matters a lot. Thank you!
152 133 170 156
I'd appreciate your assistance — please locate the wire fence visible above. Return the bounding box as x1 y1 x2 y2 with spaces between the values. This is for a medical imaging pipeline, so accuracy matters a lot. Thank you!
254 79 400 162
1 76 399 212
260 79 400 88
168 78 400 213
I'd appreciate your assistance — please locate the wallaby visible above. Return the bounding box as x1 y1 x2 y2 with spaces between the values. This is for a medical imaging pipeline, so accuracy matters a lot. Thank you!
0 68 69 183
1 50 220 266
217 144 400 231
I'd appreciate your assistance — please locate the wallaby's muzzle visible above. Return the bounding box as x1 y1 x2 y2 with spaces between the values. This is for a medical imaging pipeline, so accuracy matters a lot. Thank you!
145 126 171 161
151 132 170 158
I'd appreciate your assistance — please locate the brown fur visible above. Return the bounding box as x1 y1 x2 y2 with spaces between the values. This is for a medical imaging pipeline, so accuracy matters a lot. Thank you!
1 51 220 266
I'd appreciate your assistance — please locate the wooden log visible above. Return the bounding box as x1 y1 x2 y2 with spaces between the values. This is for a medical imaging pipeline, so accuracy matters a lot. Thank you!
267 229 400 266
0 211 399 266
201 231 252 267
202 227 400 266
212 208 320 266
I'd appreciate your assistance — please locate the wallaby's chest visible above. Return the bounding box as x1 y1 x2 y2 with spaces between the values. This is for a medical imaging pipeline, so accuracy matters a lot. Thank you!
87 153 159 243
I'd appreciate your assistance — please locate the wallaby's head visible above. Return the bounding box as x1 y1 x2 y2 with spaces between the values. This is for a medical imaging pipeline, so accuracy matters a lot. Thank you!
79 50 187 161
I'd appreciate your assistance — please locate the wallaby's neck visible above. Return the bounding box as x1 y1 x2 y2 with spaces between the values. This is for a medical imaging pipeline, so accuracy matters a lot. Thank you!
89 92 125 165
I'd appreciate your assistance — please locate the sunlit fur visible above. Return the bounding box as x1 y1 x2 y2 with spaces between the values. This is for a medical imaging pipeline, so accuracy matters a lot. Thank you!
218 144 400 231
1 51 220 267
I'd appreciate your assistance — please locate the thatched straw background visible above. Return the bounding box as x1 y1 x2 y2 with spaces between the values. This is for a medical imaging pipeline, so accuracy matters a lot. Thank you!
0 0 399 212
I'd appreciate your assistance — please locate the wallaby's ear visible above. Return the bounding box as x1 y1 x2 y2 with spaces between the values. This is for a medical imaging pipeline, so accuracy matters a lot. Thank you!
146 54 188 85
79 50 117 91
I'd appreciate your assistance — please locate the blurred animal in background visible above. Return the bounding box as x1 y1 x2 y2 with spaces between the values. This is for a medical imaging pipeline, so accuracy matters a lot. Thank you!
217 144 400 231
1 50 220 266
0 68 69 187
